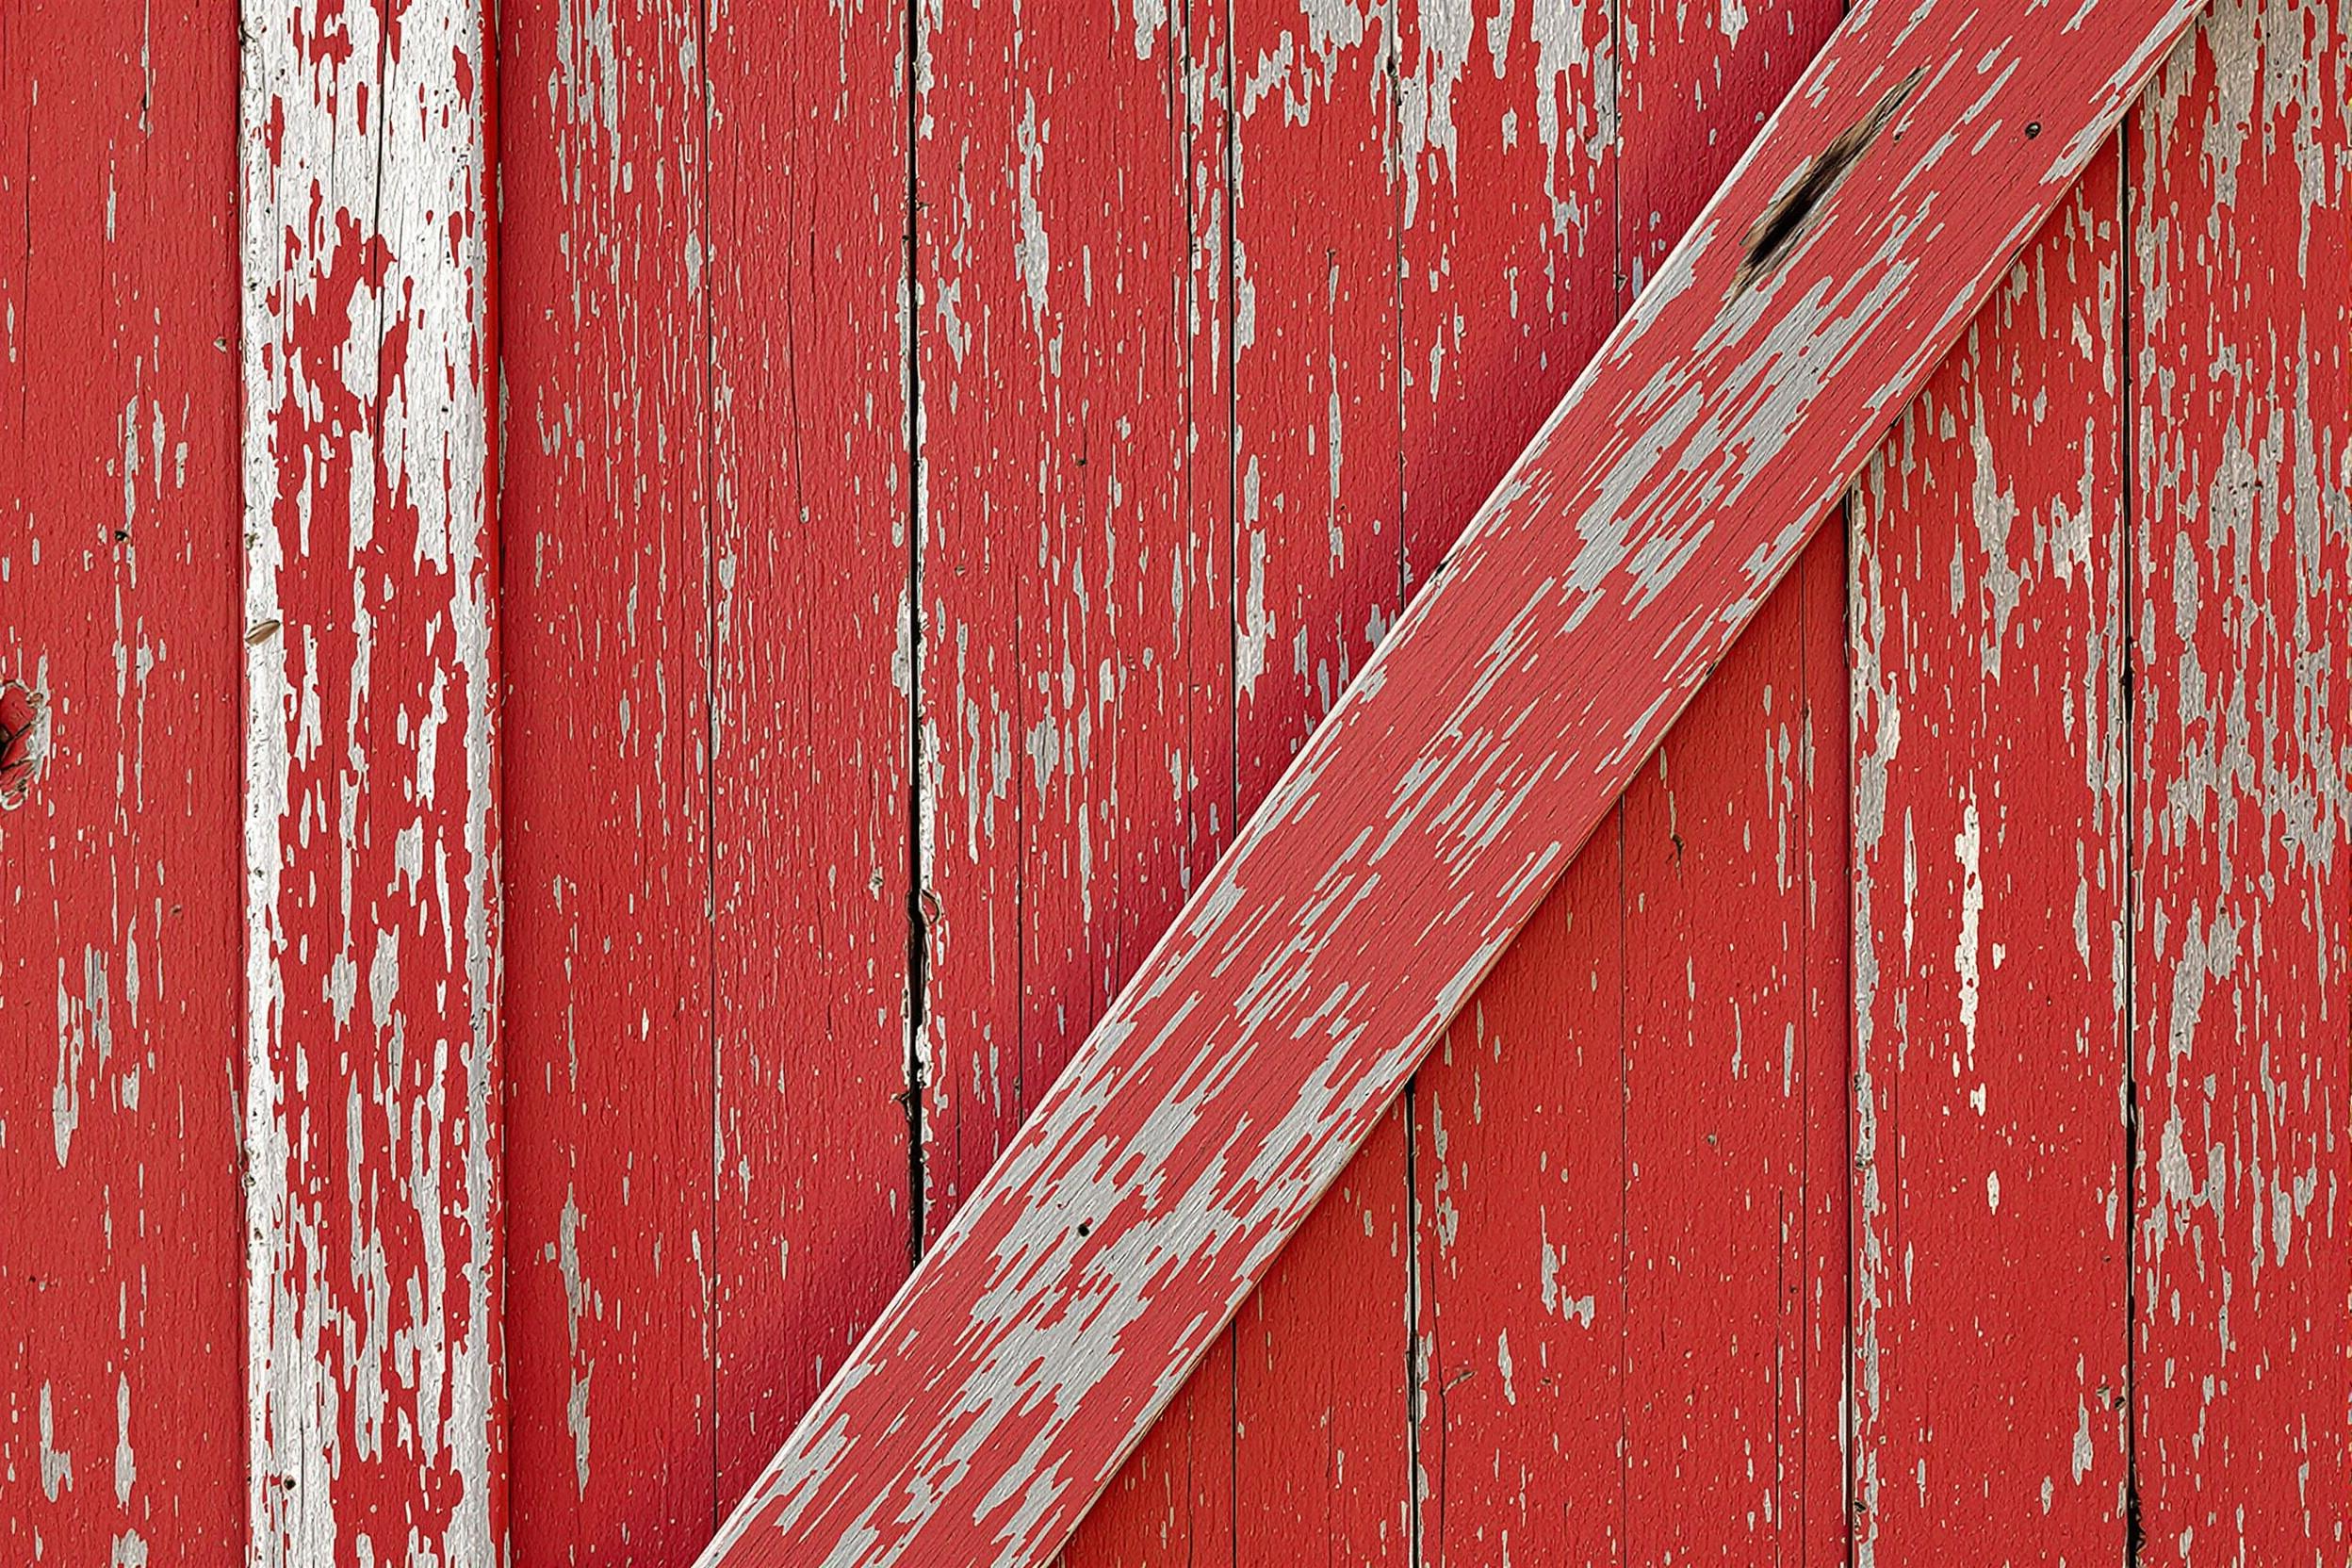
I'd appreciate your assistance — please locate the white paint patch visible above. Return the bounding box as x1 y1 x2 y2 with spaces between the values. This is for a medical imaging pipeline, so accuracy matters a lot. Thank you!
1954 795 1983 1072
39 1381 74 1500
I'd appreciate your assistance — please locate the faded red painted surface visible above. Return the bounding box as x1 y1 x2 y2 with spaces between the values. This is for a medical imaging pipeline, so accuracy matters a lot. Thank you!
1851 148 2134 1560
2131 0 2350 1553
3 3 2345 1567
702 0 2206 1556
498 1 718 1559
1 7 243 1563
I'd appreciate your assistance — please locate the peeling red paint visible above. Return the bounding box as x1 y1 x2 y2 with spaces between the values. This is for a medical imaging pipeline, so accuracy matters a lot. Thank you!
240 2 503 1561
2132 0 2351 1553
8 3 2345 1567
697 0 2203 1559
1851 147 2134 1561
1 8 244 1562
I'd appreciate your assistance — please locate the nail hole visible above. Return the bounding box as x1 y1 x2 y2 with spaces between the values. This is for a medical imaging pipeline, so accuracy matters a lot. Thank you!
2026 121 2042 139
1737 67 1924 293
1 680 48 808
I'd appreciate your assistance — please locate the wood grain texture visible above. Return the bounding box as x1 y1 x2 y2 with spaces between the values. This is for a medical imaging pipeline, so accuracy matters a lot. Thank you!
696 0 2200 1557
708 0 913 1515
1223 4 1413 1560
23 4 2341 1561
1046 10 1243 1568
1414 531 1842 1565
1616 3 1845 1561
2130 0 2351 1554
1412 826 1627 1565
1395 0 1625 1551
1849 150 2132 1563
1622 529 1846 1563
0 5 243 1561
1399 0 1619 592
1619 0 1841 302
499 0 716 1559
916 7 1239 1561
916 0 1217 1246
240 3 503 1562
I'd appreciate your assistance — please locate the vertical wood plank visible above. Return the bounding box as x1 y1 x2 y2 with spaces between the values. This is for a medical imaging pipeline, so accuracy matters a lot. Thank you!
908 0 1023 1236
1794 527 1854 1566
1617 0 1838 300
498 0 716 1559
1229 0 1401 795
912 3 1222 1250
0 5 243 1561
1225 4 1411 1560
1401 0 1838 1559
916 2 1215 1239
1396 2 1618 1558
240 1 503 1561
915 4 1241 1561
1412 840 1627 1565
1396 0 1619 590
1614 0 1849 1533
2130 0 2351 1553
707 0 915 1512
1621 528 1847 1563
1056 0 1243 1559
1848 153 2132 1564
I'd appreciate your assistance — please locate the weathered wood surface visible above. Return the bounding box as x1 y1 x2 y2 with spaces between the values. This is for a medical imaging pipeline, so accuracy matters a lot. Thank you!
694 0 2202 1557
1850 149 2133 1561
0 6 244 1562
1034 6 1244 1561
240 2 503 1562
2131 0 2350 1554
1622 530 1848 1562
8 2 2347 1564
498 0 718 1558
1222 6 1414 1560
706 0 918 1520
1405 1 1843 1560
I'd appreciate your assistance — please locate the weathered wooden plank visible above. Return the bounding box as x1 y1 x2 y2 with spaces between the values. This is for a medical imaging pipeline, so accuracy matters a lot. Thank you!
916 8 1239 1561
1396 1 1617 1558
695 0 2201 1560
1622 529 1845 1561
909 0 1046 1236
1060 1350 1235 1568
1849 150 2132 1562
1399 0 1620 588
1415 536 1841 1567
2130 0 2351 1554
1619 0 1842 302
916 4 1211 1241
1399 4 1840 1557
1223 4 1413 1560
708 0 914 1515
240 1 503 1562
498 0 715 1559
1051 10 1242 1568
1792 526 1852 1564
0 6 243 1560
1230 0 1401 793
695 0 2199 1557
1412 830 1627 1563
1617 3 1844 1559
